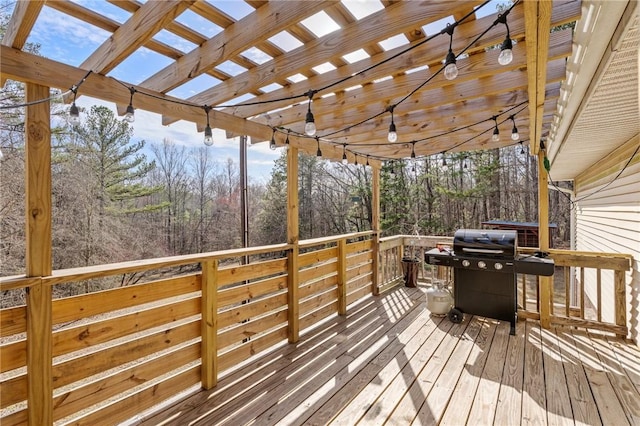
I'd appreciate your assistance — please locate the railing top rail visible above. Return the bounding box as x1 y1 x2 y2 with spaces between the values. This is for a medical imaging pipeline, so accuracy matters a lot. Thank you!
299 230 375 248
1 243 292 290
519 247 633 271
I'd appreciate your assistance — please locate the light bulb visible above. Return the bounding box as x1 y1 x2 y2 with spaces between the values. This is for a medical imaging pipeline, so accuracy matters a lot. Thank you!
269 136 276 150
498 38 513 65
305 110 316 136
444 50 458 81
124 104 135 123
316 148 322 157
342 151 348 165
498 48 513 66
204 126 213 146
69 103 81 126
388 122 397 143
492 129 500 142
511 128 520 141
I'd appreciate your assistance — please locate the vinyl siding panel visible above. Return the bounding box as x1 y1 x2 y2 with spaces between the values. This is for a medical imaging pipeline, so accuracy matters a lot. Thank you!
575 136 640 344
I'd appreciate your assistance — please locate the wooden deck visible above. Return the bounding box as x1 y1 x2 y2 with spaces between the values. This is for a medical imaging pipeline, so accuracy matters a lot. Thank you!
139 286 640 426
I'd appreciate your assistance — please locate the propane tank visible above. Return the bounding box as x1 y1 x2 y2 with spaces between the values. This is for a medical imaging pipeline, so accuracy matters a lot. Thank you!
426 280 453 316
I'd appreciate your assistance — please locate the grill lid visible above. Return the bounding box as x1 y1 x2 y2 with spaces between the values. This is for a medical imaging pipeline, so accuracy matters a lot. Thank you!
453 229 518 258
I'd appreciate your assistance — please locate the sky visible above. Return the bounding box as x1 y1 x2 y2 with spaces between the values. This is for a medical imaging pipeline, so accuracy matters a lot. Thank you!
4 0 502 181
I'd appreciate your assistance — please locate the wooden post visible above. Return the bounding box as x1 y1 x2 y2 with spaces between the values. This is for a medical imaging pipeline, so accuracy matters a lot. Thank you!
371 167 381 295
614 270 627 338
337 238 347 315
201 259 218 389
25 83 52 426
537 148 552 329
286 146 299 343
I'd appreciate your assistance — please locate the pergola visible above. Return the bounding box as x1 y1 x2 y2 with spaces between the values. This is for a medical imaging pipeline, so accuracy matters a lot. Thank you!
1 0 577 280
2 1 639 425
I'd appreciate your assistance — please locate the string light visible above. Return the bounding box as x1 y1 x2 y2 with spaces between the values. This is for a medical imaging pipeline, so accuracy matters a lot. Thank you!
124 87 136 123
203 105 213 146
285 130 290 148
366 155 370 167
304 90 317 136
443 24 458 81
492 116 500 142
510 115 519 141
6 1 527 166
387 106 398 142
463 155 469 169
519 141 525 155
497 13 513 65
342 144 348 164
354 154 358 166
68 87 81 126
316 137 322 157
442 153 448 171
269 128 277 150
410 142 416 159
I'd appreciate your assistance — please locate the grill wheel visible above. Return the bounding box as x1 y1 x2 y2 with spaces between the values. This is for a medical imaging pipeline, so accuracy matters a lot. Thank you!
448 307 464 323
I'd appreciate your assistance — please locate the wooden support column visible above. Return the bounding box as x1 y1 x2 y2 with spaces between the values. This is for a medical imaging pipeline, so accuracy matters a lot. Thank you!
25 83 52 426
286 147 300 343
537 149 552 329
371 167 381 295
201 259 218 389
614 269 627 338
337 239 348 315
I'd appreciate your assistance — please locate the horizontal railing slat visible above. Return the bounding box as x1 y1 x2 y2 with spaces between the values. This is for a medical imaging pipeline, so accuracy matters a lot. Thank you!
298 246 339 268
51 274 200 325
218 292 288 329
217 258 287 287
0 305 26 337
52 342 200 422
218 310 287 350
51 320 200 390
51 297 201 359
217 275 287 307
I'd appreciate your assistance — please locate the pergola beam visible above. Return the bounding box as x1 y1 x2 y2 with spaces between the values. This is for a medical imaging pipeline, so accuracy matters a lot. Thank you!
0 45 381 167
524 0 553 153
80 0 195 74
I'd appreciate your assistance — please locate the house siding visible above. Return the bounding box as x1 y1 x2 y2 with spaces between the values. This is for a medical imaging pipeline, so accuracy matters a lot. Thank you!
574 135 640 344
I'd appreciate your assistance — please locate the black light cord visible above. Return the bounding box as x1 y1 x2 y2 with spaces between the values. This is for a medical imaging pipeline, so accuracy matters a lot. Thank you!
548 142 640 207
0 69 93 110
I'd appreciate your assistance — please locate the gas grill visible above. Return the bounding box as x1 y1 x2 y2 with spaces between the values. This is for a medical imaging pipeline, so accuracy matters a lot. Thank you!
425 229 554 335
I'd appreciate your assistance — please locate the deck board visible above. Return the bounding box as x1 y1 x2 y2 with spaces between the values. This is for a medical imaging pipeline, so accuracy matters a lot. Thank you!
493 320 525 426
140 285 640 426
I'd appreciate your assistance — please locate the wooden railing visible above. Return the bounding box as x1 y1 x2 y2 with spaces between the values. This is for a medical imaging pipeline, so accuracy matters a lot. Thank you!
378 235 454 292
517 248 632 337
378 236 632 338
0 232 375 425
0 232 633 425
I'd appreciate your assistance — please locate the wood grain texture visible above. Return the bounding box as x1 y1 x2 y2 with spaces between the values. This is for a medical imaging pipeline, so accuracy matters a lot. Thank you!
201 259 218 389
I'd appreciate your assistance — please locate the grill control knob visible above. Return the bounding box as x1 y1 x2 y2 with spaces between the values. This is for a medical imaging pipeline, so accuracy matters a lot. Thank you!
494 262 503 270
477 261 487 269
462 260 471 267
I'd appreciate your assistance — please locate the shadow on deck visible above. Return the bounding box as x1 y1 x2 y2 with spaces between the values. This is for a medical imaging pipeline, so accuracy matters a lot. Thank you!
139 285 640 426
